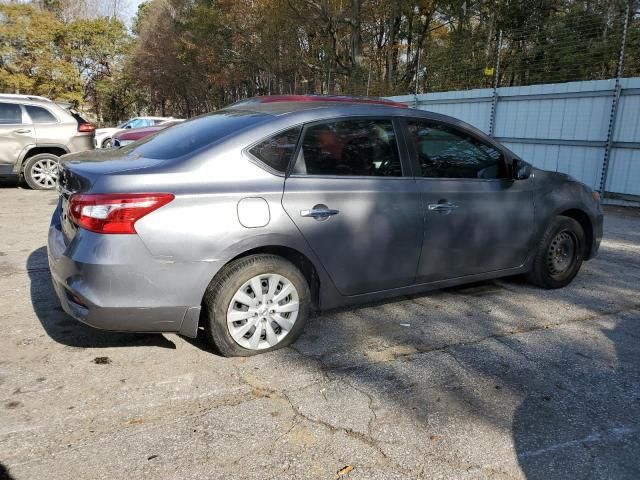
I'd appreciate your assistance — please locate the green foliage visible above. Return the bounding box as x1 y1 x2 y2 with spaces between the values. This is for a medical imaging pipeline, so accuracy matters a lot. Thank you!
2 0 638 121
0 5 83 103
131 1 151 36
0 3 134 124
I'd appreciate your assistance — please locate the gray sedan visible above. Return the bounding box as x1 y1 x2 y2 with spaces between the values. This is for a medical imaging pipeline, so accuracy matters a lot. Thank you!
48 96 603 356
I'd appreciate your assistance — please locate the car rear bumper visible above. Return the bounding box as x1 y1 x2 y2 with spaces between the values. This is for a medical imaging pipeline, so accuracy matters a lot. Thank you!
47 210 202 338
68 134 95 153
0 163 17 176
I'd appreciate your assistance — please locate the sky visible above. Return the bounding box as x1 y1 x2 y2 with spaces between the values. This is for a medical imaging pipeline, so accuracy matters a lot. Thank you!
125 0 147 27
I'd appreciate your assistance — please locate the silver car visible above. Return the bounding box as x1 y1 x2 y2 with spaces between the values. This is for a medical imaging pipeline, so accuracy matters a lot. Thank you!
0 94 95 189
48 95 603 356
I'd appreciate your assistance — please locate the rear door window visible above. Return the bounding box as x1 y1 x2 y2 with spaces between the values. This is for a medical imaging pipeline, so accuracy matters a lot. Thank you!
248 127 301 173
293 118 402 177
0 103 23 124
25 105 58 123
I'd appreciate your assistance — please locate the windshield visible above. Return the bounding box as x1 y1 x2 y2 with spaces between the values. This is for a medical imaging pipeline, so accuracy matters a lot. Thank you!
127 110 270 160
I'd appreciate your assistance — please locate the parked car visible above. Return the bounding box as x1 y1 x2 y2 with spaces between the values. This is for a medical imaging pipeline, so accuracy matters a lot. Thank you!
94 116 174 149
111 120 183 148
49 95 603 357
0 93 95 190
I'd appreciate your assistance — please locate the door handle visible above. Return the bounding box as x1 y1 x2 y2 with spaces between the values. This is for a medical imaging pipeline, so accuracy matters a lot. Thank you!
428 202 459 212
300 206 339 220
13 128 32 134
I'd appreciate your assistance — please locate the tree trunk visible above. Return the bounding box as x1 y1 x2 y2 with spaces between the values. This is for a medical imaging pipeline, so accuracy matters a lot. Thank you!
350 0 362 67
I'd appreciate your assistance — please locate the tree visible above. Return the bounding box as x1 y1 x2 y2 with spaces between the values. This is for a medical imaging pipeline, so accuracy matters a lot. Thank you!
0 3 134 123
4 0 638 121
0 4 83 103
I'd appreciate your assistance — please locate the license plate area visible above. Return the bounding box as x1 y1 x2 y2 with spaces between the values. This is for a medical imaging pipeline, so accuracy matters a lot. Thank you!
60 194 77 243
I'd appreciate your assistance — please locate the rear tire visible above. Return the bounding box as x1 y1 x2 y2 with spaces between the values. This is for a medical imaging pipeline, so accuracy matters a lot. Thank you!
23 153 59 190
525 216 585 289
202 255 311 357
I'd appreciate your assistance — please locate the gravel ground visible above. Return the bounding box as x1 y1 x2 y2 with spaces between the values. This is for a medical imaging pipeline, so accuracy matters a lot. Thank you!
1 179 639 480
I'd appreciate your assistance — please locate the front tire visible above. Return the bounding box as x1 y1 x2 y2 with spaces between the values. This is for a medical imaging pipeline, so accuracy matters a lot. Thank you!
101 138 112 149
23 154 59 190
526 216 585 289
202 255 311 357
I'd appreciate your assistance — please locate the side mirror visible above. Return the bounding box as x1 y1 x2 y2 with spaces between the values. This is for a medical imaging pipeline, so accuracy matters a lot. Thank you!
514 160 532 180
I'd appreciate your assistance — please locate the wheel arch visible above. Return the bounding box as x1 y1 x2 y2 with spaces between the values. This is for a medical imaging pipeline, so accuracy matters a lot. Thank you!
228 245 321 310
20 145 69 172
558 208 594 259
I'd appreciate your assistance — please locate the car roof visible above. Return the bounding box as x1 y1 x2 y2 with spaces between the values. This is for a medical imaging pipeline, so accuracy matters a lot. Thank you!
0 93 56 105
225 95 411 115
216 97 515 158
220 100 456 128
0 94 75 119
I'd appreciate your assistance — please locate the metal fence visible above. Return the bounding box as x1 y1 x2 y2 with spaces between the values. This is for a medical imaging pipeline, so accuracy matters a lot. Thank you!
388 77 640 205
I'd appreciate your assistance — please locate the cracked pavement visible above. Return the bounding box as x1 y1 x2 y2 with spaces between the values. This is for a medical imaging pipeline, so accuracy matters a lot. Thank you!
1 181 639 479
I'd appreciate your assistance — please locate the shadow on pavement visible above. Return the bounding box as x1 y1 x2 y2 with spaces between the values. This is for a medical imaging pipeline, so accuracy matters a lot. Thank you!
273 218 640 478
0 177 21 189
28 246 176 349
25 207 640 477
513 314 640 479
0 463 16 480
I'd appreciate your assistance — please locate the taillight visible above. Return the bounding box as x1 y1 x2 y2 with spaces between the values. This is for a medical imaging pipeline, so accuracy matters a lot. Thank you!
78 123 96 133
69 193 174 234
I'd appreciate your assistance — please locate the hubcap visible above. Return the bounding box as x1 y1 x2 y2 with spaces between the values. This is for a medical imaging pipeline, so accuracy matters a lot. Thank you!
547 230 576 276
30 158 58 188
227 274 300 350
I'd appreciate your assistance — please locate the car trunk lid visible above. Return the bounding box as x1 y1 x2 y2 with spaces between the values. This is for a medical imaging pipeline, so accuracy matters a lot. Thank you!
57 150 167 244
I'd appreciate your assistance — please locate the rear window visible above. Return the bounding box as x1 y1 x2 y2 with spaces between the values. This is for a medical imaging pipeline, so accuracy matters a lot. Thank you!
26 105 58 123
132 110 270 160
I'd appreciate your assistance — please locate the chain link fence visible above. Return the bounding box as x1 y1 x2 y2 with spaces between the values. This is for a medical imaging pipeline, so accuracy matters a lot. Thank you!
407 5 639 94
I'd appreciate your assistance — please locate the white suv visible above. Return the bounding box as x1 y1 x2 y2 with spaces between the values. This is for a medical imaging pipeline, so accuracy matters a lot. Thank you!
94 117 173 148
0 94 95 189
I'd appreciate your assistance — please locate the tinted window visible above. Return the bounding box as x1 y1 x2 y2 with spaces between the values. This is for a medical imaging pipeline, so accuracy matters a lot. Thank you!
249 127 301 173
406 119 506 179
132 110 269 160
294 118 402 177
26 105 57 123
0 103 22 124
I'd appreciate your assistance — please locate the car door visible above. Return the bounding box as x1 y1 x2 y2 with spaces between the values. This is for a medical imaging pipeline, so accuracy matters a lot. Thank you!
24 104 65 147
282 117 423 296
403 117 535 283
0 102 34 171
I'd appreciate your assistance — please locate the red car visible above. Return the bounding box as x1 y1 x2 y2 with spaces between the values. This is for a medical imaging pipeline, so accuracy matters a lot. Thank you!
111 120 183 148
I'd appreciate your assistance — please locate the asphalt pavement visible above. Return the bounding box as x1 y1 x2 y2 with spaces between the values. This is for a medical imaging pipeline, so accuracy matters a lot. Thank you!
1 180 639 479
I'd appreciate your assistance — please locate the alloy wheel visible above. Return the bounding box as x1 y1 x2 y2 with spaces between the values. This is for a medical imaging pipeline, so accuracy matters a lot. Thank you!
30 157 58 189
